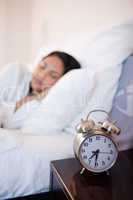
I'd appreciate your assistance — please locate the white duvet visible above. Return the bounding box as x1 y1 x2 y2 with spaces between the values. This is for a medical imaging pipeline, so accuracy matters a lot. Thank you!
0 132 74 199
0 20 133 199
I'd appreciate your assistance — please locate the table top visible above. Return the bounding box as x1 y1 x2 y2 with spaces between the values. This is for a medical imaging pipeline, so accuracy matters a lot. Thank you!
51 149 133 200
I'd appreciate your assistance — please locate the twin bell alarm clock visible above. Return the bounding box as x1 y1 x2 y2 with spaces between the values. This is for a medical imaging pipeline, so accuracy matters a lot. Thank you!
73 109 121 174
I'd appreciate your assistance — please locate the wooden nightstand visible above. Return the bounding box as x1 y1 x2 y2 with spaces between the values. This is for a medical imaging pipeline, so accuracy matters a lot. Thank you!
50 149 133 200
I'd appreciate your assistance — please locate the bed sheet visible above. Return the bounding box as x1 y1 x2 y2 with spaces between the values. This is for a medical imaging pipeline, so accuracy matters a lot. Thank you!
0 133 74 199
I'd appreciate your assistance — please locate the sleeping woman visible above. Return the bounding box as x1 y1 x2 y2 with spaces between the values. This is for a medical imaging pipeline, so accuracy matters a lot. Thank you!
0 51 81 199
0 51 81 129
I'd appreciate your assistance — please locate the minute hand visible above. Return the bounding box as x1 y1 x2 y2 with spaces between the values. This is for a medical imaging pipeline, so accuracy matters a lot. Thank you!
95 152 99 166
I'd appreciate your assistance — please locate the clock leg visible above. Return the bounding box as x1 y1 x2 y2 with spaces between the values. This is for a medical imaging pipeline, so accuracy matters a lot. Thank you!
80 167 85 175
106 170 110 176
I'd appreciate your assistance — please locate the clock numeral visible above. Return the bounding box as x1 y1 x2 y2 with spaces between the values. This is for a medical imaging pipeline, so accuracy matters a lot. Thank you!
95 162 98 167
81 149 85 153
108 143 112 148
107 156 110 161
102 161 105 166
96 136 100 140
88 138 92 143
88 159 91 165
110 150 113 154
83 155 87 160
83 142 88 147
104 138 106 143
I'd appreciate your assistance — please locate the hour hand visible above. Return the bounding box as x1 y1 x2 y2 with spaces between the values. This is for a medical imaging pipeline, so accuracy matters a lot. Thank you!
89 152 96 159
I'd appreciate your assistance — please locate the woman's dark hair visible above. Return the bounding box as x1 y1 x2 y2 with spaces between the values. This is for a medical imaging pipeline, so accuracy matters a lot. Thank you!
45 51 81 74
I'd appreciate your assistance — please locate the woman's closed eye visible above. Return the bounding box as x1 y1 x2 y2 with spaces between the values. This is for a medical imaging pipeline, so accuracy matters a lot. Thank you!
39 62 56 71
49 71 60 80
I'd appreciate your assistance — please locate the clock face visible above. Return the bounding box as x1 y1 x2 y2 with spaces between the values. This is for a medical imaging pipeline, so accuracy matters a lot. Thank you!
79 134 118 173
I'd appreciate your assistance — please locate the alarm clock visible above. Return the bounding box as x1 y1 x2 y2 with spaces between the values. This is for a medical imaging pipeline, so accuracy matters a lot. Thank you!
73 109 121 174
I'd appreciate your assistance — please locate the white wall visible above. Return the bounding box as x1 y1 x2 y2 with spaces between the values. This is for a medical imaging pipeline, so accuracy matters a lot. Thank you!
0 0 32 67
5 0 32 64
0 0 6 67
0 0 133 68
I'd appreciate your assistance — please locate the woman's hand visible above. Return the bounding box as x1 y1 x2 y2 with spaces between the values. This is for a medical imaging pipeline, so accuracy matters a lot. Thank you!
15 89 48 111
15 95 37 111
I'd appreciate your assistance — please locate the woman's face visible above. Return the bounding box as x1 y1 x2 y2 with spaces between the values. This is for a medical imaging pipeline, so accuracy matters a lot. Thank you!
31 55 65 93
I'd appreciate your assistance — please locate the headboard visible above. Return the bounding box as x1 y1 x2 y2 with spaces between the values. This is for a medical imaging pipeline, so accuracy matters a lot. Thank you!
110 55 133 150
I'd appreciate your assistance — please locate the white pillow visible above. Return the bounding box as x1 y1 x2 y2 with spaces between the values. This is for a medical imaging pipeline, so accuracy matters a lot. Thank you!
31 20 133 71
65 64 122 134
21 68 96 135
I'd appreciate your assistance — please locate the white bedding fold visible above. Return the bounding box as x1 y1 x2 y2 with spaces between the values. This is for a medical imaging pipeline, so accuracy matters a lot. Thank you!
0 132 74 199
0 129 23 153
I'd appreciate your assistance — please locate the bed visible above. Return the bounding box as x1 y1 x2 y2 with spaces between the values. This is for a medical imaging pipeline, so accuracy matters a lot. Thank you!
0 55 131 200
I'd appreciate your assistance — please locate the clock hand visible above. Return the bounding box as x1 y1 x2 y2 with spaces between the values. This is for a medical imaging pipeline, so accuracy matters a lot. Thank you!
92 149 100 154
89 149 99 160
98 151 113 154
95 153 98 166
89 151 97 159
94 149 100 166
92 150 112 154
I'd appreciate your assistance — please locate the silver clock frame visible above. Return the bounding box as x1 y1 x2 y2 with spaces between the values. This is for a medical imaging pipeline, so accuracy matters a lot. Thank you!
73 130 118 173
